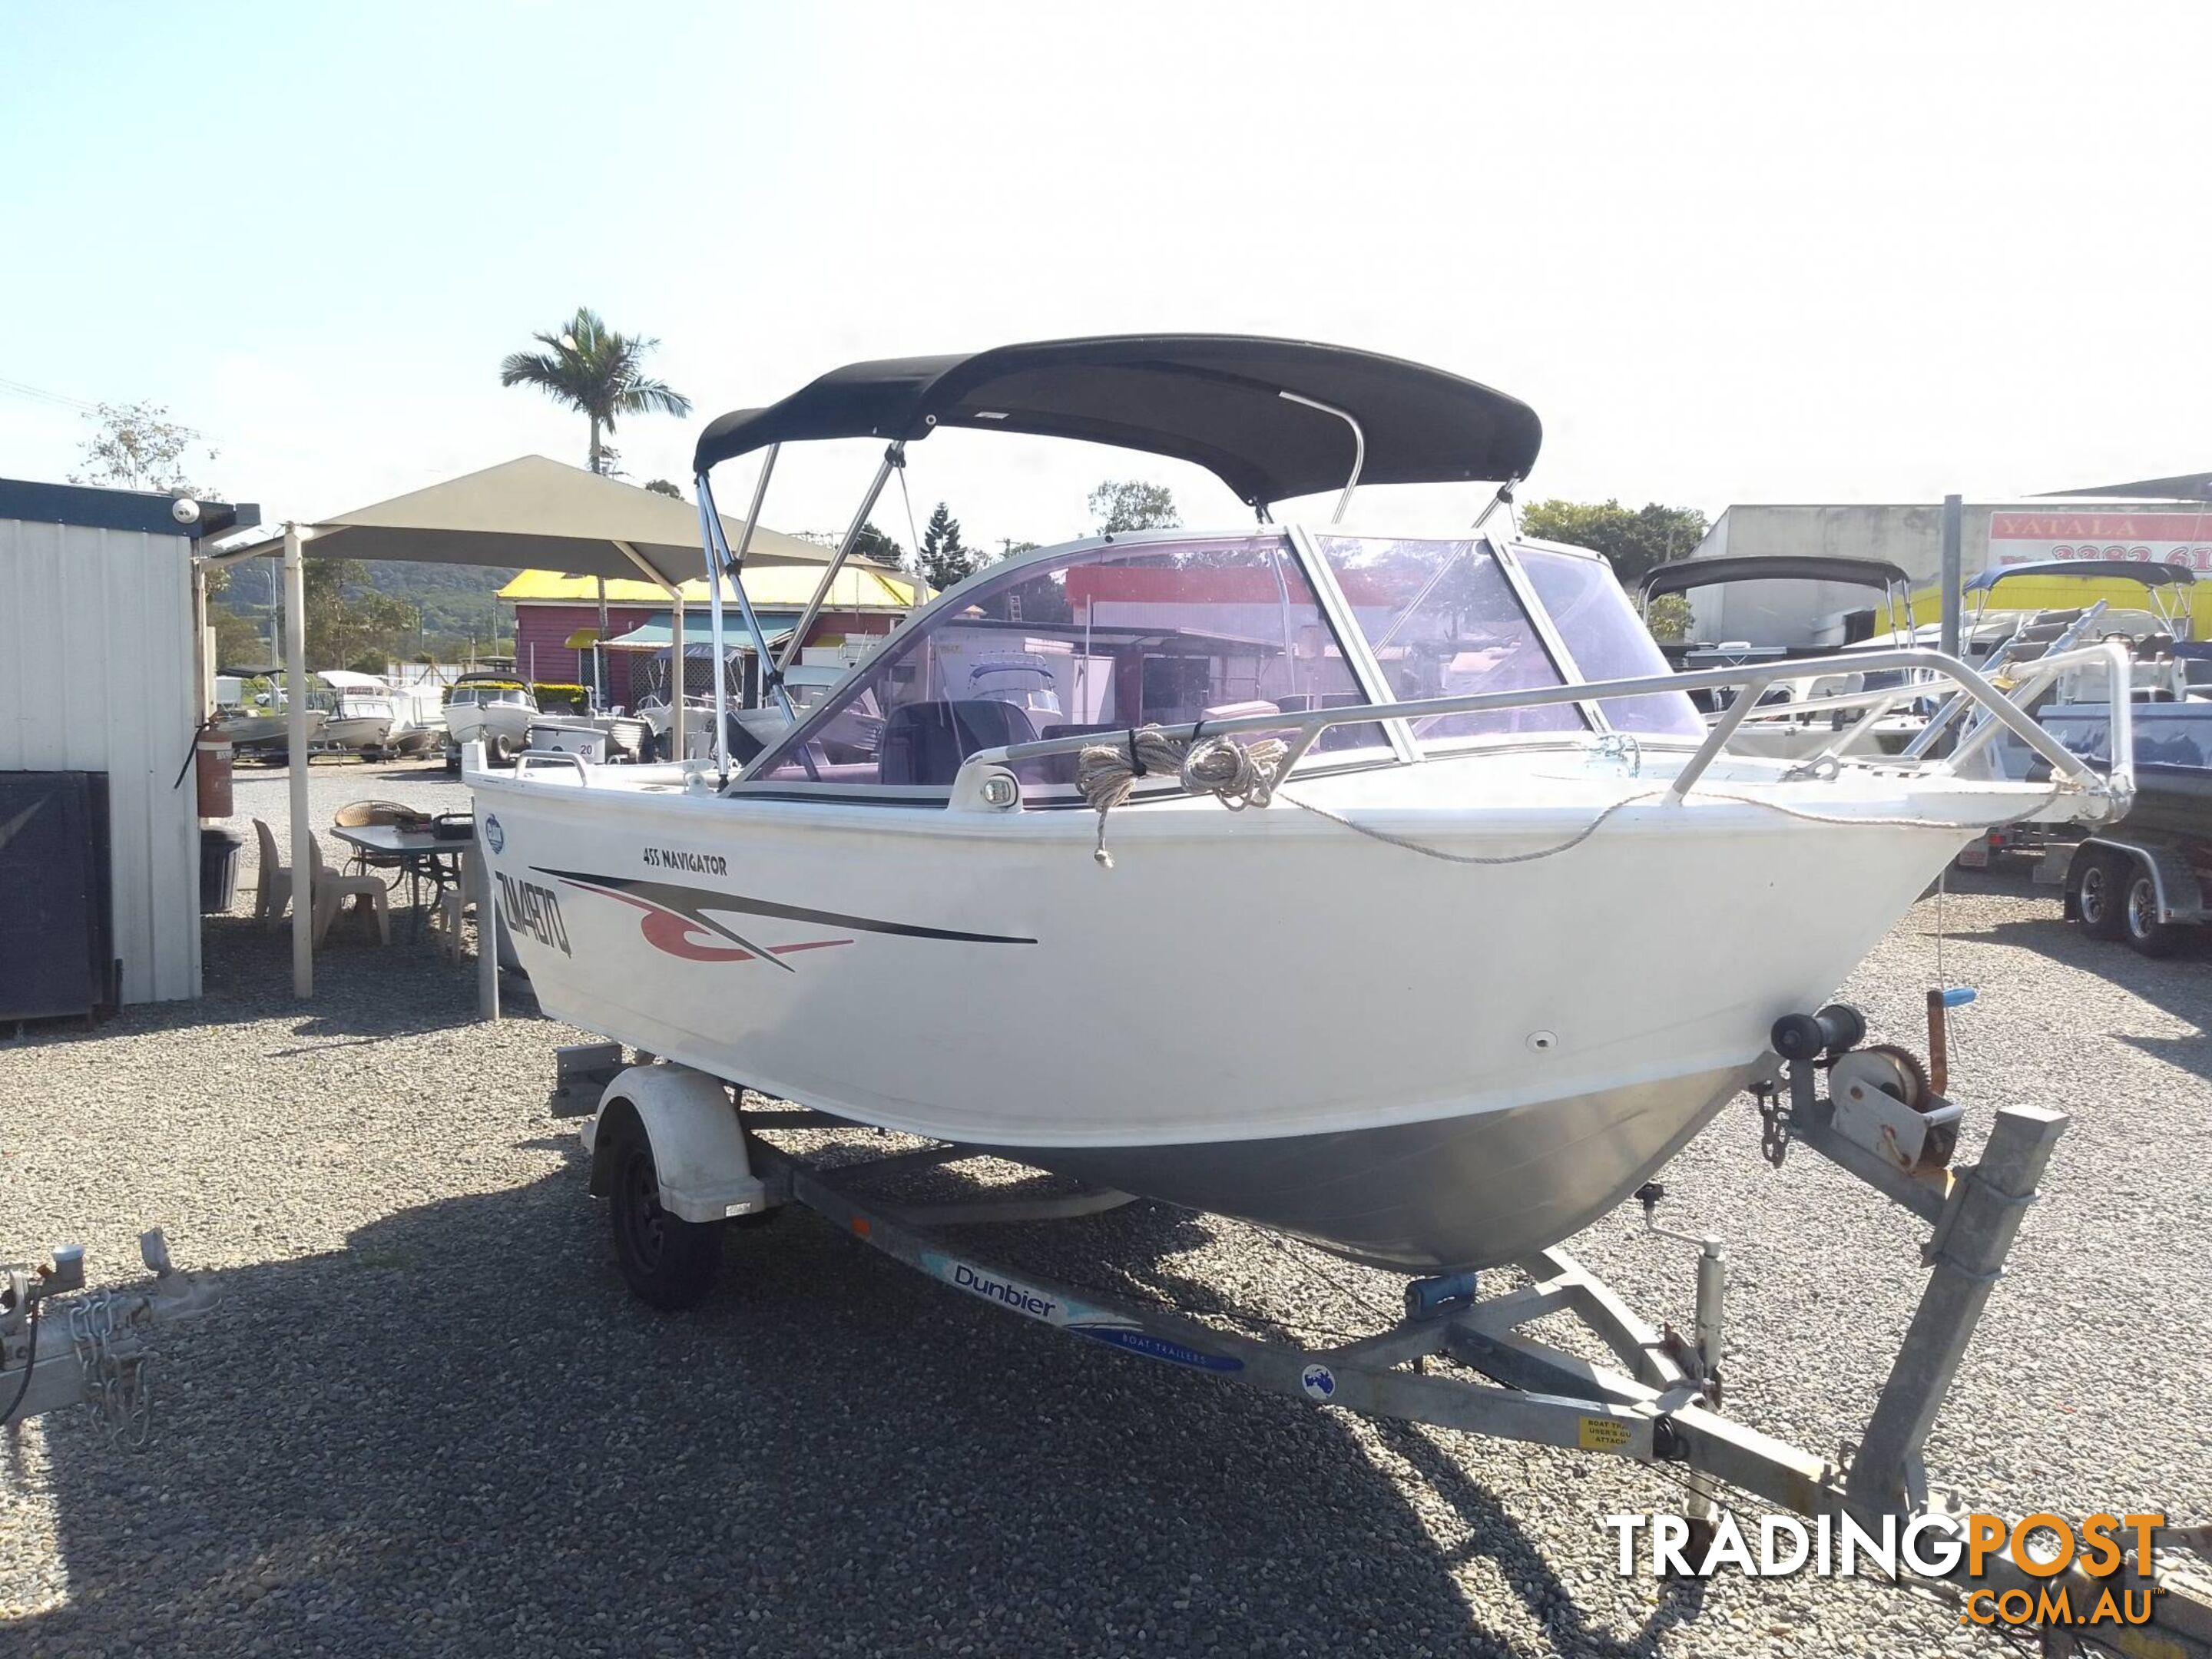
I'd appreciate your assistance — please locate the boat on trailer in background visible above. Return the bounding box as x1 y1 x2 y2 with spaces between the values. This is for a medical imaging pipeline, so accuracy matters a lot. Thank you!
468 335 2133 1276
1638 555 1919 757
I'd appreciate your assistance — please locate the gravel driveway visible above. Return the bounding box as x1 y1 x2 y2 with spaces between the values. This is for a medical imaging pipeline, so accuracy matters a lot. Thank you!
4 763 2207 1658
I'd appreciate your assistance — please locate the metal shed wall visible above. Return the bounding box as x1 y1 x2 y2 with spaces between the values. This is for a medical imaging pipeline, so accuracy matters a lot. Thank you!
0 515 201 1003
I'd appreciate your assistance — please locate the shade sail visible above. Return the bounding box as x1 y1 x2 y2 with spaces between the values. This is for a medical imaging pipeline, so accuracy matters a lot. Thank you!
218 455 828 585
692 335 1544 505
603 617 793 654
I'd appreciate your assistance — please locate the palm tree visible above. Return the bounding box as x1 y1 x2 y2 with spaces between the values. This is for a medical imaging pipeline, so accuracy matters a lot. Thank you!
500 308 693 706
498 306 692 475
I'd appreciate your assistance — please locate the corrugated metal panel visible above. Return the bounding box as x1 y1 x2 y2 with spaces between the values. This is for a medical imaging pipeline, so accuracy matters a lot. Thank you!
0 515 200 1003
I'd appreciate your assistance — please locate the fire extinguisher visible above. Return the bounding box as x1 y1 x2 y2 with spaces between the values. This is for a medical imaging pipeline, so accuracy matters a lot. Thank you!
186 720 234 819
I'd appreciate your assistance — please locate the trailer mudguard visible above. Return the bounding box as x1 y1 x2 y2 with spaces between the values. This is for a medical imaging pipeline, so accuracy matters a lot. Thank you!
584 1065 772 1222
2076 835 2207 925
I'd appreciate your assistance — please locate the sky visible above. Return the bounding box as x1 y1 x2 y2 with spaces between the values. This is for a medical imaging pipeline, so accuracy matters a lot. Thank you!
2 2 2207 553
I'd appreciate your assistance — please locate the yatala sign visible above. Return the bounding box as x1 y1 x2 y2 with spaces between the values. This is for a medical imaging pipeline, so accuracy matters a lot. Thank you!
1990 509 2212 573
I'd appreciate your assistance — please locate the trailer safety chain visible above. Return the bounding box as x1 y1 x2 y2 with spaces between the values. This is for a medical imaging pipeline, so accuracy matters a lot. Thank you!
1755 1081 1791 1167
68 1291 152 1450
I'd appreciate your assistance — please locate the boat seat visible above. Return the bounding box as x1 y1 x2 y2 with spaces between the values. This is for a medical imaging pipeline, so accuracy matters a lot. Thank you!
1036 722 1121 785
879 700 1041 786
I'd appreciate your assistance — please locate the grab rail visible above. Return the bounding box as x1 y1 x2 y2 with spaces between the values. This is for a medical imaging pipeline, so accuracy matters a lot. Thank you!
954 642 2137 817
513 752 591 785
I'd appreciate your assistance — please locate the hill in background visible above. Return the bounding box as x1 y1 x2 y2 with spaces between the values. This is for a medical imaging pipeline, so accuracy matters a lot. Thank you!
214 558 519 658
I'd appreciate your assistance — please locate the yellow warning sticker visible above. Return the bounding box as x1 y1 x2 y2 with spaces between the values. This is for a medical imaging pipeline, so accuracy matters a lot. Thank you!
1578 1417 1631 1452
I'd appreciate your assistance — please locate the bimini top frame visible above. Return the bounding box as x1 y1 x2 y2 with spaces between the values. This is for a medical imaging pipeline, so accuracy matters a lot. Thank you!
1963 557 2199 594
1639 555 1915 602
691 335 1542 508
687 336 1545 776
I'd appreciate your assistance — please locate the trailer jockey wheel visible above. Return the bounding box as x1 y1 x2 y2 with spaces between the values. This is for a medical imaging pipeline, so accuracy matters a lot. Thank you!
604 1117 724 1310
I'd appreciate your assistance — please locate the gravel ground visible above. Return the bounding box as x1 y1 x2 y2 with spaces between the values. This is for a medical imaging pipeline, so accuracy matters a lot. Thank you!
3 762 2207 1659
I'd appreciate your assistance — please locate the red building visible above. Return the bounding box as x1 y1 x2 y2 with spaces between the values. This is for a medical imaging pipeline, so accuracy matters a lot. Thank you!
499 568 922 707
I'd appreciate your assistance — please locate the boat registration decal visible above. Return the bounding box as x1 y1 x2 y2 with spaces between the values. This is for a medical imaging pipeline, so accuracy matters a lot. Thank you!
495 873 571 956
540 867 1037 971
920 1251 1244 1374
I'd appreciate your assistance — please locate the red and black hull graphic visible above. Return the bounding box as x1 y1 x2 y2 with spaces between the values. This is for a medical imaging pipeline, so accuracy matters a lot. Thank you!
538 868 1037 969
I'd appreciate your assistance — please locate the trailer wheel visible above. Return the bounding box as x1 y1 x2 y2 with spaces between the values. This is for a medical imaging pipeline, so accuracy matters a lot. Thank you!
604 1116 724 1309
2123 870 2185 959
2075 853 2128 941
486 732 515 767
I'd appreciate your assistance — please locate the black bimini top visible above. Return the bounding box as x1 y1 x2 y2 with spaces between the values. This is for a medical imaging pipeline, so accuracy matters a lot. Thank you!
1965 558 2198 594
690 335 1542 507
1639 555 1912 601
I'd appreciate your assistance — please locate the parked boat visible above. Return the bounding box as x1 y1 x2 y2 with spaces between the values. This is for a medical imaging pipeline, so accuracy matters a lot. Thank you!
1639 555 1917 757
382 680 449 757
211 674 327 759
445 676 538 767
469 336 2131 1273
312 671 397 756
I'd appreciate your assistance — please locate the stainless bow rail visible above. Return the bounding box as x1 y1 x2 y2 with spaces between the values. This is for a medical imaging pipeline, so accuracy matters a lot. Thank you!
952 641 2137 816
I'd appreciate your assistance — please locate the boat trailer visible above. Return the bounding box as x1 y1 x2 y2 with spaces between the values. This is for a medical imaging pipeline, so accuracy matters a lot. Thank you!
0 1230 218 1445
561 1016 2211 1657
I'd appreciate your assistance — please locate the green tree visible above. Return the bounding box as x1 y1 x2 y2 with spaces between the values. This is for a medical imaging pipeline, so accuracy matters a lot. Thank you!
1644 593 1696 642
851 522 906 568
497 306 692 475
1518 498 1708 588
978 541 1071 624
209 606 270 671
71 402 218 495
302 559 419 671
917 502 981 591
1088 478 1181 534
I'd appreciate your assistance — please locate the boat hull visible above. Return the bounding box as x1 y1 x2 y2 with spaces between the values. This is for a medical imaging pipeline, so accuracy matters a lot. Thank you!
319 714 393 751
471 757 1986 1271
985 1063 1751 1271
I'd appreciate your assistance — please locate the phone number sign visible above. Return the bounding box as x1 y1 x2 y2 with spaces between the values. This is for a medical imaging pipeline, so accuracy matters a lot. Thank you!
1991 510 2212 572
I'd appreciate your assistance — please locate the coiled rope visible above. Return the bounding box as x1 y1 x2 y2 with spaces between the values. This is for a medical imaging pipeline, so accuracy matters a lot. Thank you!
1076 727 1286 867
1073 727 2070 869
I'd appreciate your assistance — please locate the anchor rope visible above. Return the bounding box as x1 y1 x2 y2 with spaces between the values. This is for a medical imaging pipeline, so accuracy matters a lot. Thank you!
1072 727 2069 868
1075 727 1287 867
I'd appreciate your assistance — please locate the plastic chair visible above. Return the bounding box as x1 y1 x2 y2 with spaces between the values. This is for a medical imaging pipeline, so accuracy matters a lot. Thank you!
252 819 390 945
427 883 473 965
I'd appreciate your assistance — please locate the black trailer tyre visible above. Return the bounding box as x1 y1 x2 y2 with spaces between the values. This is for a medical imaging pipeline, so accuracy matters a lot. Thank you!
2124 869 2185 959
2075 853 2128 941
486 731 515 767
604 1117 724 1309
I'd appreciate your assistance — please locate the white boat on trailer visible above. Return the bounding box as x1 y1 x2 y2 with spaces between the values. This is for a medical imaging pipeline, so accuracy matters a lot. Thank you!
445 674 538 767
469 335 2134 1276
